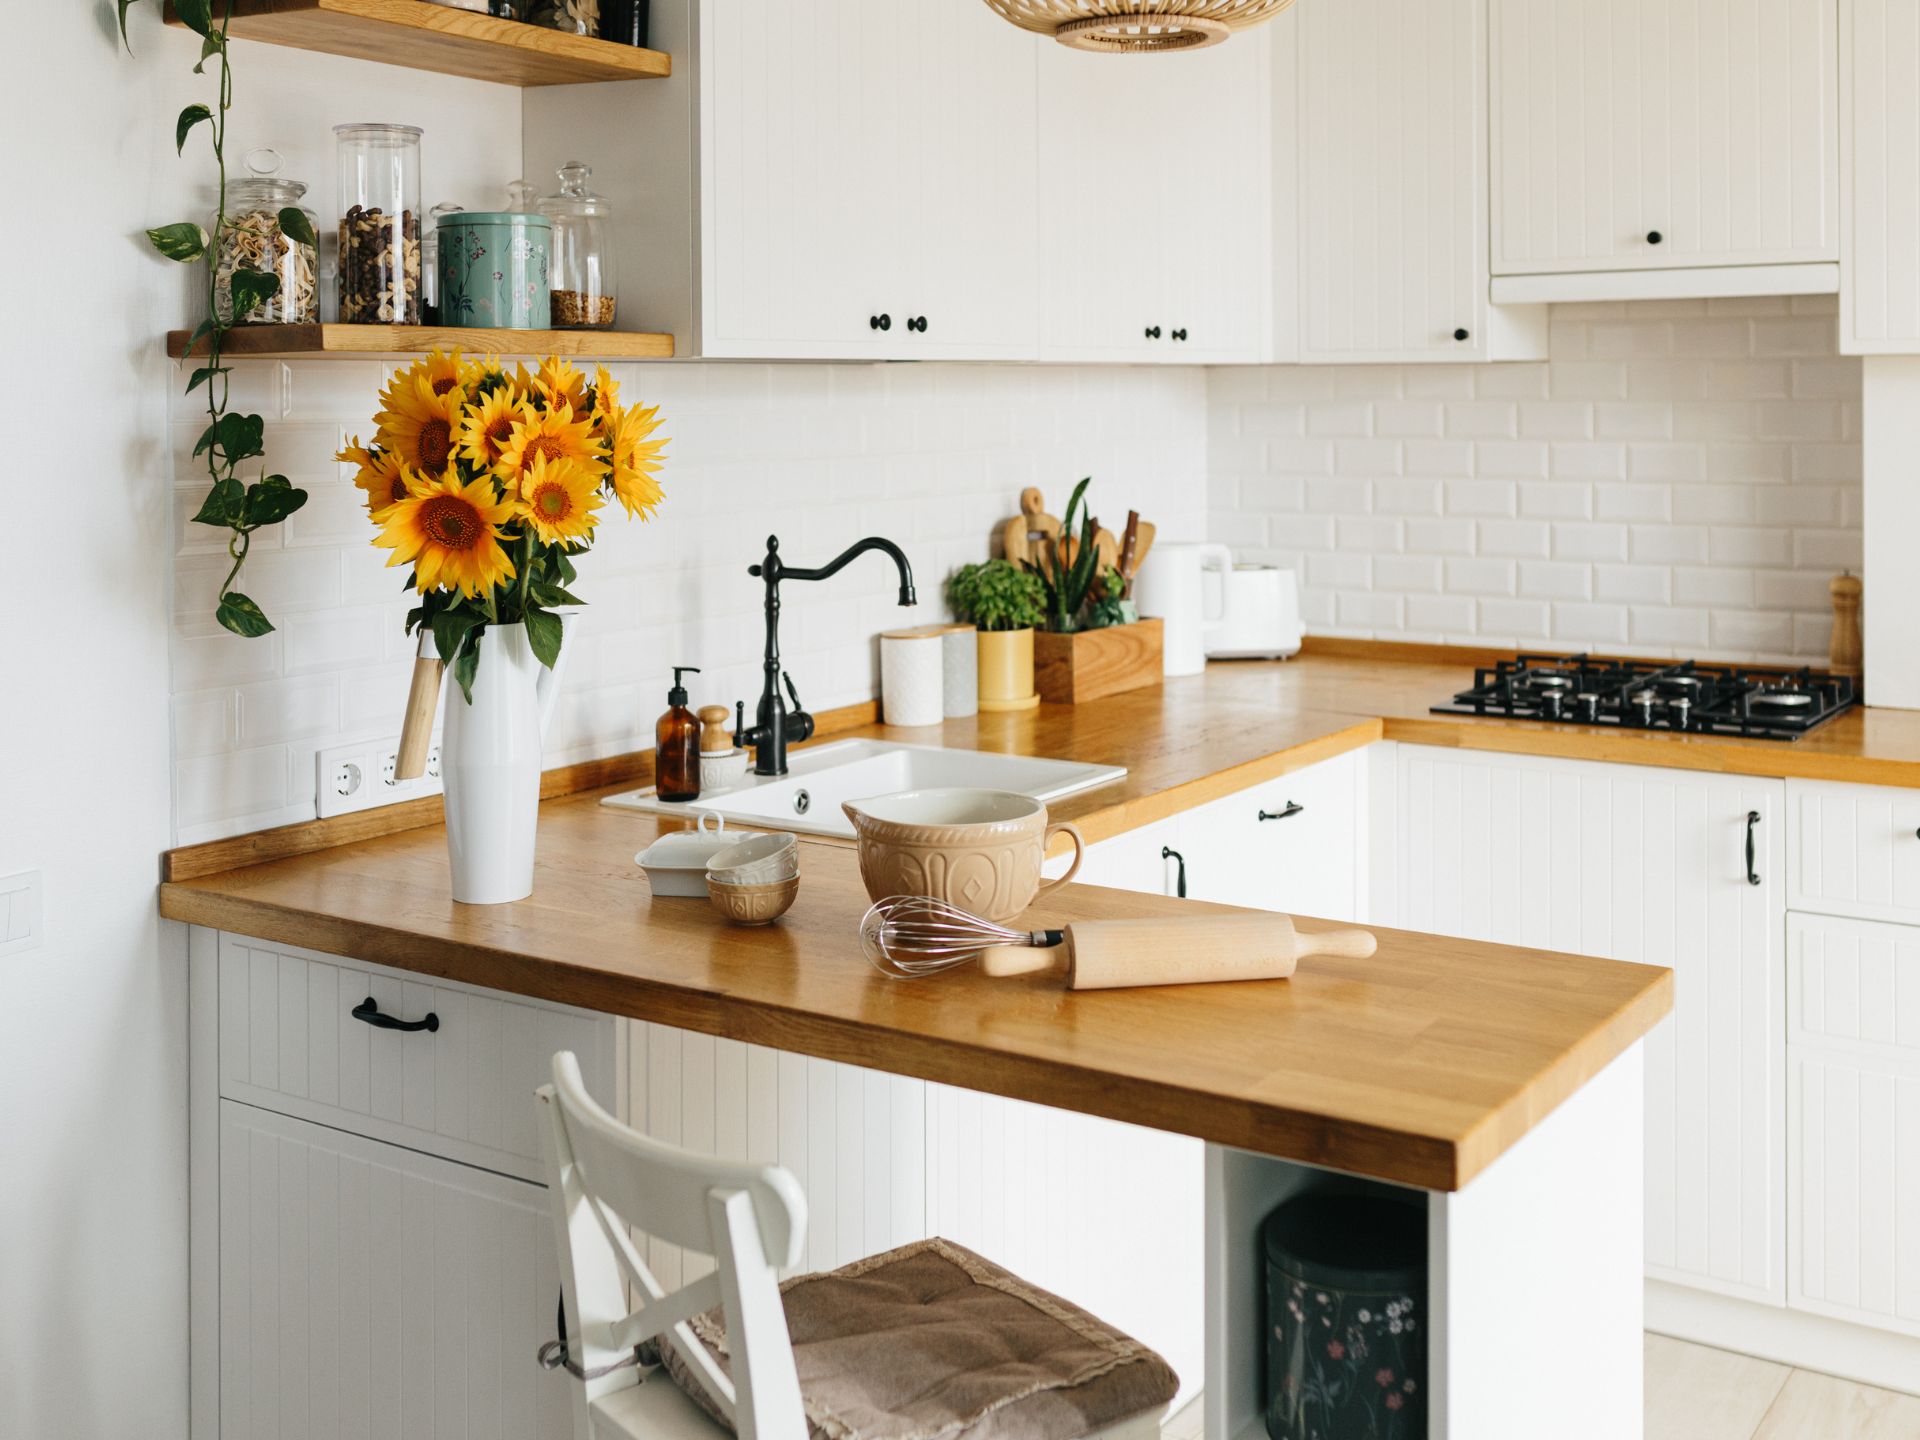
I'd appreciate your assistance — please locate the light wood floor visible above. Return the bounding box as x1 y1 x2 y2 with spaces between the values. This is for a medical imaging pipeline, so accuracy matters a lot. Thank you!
1646 1334 1920 1440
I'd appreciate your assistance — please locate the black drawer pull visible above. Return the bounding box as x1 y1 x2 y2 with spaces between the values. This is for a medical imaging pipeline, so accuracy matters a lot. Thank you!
1259 801 1305 821
1745 811 1762 887
352 995 439 1033
870 313 891 331
1161 846 1188 899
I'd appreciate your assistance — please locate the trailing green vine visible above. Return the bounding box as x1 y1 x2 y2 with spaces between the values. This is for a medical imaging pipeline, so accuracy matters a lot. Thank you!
122 0 311 637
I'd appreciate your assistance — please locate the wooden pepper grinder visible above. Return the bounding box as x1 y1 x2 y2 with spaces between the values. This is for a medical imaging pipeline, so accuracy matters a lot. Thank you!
1830 571 1863 678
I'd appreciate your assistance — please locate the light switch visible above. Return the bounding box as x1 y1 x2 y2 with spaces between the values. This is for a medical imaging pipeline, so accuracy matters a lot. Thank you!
0 871 43 956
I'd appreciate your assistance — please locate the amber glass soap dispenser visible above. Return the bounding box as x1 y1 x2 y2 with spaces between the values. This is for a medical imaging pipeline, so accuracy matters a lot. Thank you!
656 666 702 803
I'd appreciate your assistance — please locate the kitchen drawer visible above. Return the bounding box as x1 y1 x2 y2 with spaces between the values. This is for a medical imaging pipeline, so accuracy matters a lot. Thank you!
1787 779 1920 925
1179 748 1365 921
217 933 617 1182
1789 913 1920 1059
1788 1048 1920 1339
217 1101 572 1438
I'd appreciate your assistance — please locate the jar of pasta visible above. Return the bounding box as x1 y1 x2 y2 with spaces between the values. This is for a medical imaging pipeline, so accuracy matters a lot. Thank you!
213 149 318 325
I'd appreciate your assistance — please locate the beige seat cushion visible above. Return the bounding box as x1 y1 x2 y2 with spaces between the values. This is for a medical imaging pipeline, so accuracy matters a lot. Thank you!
650 1237 1179 1440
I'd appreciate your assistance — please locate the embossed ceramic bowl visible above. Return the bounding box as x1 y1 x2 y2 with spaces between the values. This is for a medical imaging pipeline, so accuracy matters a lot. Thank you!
706 874 800 926
706 832 800 886
842 788 1085 923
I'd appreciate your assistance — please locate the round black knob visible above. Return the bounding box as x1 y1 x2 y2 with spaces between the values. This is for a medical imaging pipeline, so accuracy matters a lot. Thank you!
1646 230 1664 245
1145 325 1162 339
1172 327 1188 341
908 316 928 333
1453 327 1470 342
870 313 891 331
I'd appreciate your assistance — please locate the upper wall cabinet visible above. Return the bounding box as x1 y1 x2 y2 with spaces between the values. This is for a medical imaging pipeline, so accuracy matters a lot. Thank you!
1286 0 1547 363
1037 37 1272 364
1489 0 1840 300
1841 0 1920 353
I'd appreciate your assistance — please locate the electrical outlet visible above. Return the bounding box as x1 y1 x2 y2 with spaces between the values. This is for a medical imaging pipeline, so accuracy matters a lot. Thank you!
316 737 443 819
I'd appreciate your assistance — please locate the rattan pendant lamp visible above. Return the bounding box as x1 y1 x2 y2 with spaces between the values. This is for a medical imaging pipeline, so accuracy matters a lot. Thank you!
983 0 1297 52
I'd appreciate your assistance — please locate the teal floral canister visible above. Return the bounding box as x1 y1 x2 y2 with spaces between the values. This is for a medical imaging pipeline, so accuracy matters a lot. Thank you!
1262 1193 1427 1440
437 212 552 329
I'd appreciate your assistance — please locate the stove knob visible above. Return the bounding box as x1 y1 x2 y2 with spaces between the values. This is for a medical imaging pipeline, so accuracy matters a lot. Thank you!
1671 696 1692 730
1541 691 1564 720
1577 693 1600 722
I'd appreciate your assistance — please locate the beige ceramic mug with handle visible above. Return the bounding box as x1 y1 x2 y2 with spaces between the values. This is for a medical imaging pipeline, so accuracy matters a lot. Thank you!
843 789 1085 923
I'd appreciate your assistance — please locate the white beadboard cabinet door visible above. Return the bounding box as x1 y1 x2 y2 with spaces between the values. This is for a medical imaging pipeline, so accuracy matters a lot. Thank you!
1787 777 1920 925
1177 748 1366 920
1491 0 1840 277
1843 0 1920 351
1394 745 1787 1303
217 1102 571 1440
1294 0 1544 362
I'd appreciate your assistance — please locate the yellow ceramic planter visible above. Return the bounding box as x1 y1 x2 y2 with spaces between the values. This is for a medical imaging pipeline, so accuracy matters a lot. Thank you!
976 628 1039 712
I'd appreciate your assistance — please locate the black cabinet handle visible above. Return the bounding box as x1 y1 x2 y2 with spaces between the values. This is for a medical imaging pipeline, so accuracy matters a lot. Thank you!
1745 811 1761 887
1453 327 1470 342
1145 325 1162 340
1647 230 1664 245
870 313 892 331
1172 327 1189 341
352 995 439 1033
1258 801 1305 822
1161 846 1187 899
907 316 928 333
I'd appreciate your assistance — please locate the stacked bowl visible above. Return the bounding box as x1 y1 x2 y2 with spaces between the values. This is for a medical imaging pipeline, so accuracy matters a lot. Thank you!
706 833 800 925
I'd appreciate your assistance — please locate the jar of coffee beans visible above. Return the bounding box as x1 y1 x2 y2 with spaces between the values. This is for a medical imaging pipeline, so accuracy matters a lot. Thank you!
333 123 423 325
214 149 317 325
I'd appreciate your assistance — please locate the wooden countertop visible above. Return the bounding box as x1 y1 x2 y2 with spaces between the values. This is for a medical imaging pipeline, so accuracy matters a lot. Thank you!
160 794 1670 1192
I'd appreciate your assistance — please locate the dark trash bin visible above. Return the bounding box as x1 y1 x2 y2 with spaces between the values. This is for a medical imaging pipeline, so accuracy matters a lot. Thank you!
1263 1192 1428 1440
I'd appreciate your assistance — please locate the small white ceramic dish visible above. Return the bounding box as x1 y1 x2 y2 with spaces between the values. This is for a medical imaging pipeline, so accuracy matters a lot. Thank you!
706 831 800 885
700 747 750 792
636 812 762 897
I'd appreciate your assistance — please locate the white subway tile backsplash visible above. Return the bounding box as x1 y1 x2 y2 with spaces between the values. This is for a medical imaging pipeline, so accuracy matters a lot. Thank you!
1372 402 1443 443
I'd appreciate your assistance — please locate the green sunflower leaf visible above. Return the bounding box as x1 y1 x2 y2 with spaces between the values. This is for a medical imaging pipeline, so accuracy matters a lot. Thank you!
276 206 318 250
215 591 274 638
146 222 207 263
451 631 484 704
243 475 308 528
524 607 564 670
432 608 480 669
191 477 244 528
175 103 211 155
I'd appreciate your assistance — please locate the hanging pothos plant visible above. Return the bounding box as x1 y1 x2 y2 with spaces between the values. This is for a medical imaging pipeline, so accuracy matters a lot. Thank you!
122 0 311 637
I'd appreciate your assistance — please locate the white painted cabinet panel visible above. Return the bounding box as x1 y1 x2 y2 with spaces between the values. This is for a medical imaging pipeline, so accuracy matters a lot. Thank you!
216 934 616 1184
1394 745 1786 1303
1177 747 1365 920
1843 0 1920 351
217 1102 571 1440
1071 814 1186 896
1788 777 1920 925
1789 912 1920 1056
1491 0 1840 276
1038 37 1270 364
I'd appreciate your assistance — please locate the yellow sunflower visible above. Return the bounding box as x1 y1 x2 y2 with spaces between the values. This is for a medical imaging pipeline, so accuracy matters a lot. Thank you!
459 386 534 474
337 437 412 518
591 364 620 422
374 468 518 598
517 453 605 547
531 356 590 415
375 373 466 476
497 402 607 495
605 401 669 519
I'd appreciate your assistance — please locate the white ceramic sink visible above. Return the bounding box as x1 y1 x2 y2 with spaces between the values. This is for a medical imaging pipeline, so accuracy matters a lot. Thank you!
601 739 1127 839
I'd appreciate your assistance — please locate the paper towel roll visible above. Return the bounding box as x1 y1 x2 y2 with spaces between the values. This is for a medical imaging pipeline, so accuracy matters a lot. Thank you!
881 630 945 727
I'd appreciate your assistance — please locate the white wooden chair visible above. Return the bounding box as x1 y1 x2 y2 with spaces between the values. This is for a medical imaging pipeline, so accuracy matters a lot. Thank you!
537 1051 1168 1440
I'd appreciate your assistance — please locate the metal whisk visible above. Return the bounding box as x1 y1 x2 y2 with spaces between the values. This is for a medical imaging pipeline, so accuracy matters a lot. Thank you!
859 895 1065 979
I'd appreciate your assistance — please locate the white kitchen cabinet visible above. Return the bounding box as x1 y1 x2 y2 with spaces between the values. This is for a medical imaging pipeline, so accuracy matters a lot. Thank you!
1289 0 1546 362
1036 36 1271 364
1786 913 1920 1337
1391 745 1786 1303
1788 776 1920 925
1490 0 1840 287
1177 746 1366 919
216 1102 572 1440
1843 0 1920 351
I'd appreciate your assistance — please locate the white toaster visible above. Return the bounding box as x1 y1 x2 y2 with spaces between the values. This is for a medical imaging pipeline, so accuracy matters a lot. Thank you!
1203 562 1304 660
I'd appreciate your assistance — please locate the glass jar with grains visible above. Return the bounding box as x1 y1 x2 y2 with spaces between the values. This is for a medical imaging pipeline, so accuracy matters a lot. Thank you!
539 161 617 330
214 149 318 325
334 122 422 324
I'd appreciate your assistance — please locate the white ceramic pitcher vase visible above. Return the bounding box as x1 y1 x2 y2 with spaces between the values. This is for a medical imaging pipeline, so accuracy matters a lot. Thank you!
441 621 568 905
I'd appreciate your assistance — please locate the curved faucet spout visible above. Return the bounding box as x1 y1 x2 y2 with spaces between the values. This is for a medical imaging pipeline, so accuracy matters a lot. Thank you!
769 535 916 606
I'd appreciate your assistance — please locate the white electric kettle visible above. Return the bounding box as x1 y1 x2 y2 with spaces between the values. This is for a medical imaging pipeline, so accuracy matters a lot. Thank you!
1133 542 1233 676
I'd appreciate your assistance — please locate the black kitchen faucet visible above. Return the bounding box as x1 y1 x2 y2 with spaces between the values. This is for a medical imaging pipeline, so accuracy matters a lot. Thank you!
735 534 917 776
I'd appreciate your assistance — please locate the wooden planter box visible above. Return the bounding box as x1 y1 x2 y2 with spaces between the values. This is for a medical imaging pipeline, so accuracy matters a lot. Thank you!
1034 619 1163 704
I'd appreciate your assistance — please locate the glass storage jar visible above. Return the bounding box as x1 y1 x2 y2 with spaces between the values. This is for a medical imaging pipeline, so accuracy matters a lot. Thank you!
526 0 598 33
214 149 318 325
334 122 422 324
539 161 617 330
420 201 464 325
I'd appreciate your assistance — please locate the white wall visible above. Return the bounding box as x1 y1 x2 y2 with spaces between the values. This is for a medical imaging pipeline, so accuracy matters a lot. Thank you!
0 9 522 1438
1210 298 1863 663
171 360 1208 840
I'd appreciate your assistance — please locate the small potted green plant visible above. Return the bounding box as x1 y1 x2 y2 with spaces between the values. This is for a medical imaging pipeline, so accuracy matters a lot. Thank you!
1022 478 1162 703
948 558 1046 712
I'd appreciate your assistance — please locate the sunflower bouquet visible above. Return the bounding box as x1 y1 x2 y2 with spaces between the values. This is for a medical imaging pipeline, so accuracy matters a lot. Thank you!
338 351 667 700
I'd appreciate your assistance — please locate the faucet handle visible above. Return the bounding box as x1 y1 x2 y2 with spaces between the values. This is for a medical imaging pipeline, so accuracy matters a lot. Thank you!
733 699 745 746
782 671 804 712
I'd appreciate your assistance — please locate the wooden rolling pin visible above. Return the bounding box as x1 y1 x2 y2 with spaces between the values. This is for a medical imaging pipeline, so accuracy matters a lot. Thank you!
393 629 443 782
980 913 1377 990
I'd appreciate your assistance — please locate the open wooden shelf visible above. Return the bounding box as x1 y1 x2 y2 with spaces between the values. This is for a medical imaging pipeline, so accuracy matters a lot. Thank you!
166 323 675 360
163 0 670 86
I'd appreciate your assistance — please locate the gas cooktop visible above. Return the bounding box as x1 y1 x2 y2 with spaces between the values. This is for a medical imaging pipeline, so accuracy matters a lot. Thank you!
1432 653 1858 741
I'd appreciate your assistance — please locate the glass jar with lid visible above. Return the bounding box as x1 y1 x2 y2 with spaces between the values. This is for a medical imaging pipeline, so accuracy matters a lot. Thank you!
538 161 617 330
214 149 318 325
420 201 464 325
334 122 422 324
